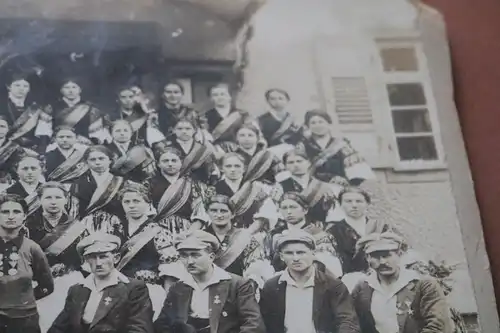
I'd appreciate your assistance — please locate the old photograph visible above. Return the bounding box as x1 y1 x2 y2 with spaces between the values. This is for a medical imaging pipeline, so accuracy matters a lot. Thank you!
0 0 488 332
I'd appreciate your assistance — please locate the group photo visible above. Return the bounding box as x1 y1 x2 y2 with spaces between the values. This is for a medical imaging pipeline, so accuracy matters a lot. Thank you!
0 0 482 333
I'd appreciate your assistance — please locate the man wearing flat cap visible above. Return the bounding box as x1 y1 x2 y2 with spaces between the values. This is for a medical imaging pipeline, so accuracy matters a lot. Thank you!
351 232 452 333
260 230 360 333
48 233 154 333
154 230 265 333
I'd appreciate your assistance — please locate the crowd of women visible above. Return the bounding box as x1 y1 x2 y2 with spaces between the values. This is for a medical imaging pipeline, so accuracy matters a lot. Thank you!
0 74 464 332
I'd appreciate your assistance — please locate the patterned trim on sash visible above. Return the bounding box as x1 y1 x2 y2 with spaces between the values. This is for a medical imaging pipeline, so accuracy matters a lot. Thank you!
111 145 151 174
214 229 253 269
116 225 161 271
230 182 261 217
156 177 192 221
8 106 42 141
270 113 294 143
126 112 148 133
85 175 124 215
181 142 212 175
211 111 244 142
40 219 87 257
47 149 88 182
56 103 91 128
25 192 41 217
302 177 331 207
0 141 19 165
243 150 274 183
309 138 346 174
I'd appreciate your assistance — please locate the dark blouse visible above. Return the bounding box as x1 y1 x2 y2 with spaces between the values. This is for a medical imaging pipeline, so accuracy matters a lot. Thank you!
44 149 69 178
149 173 196 221
205 225 245 276
203 108 249 143
257 111 302 146
156 104 200 140
52 99 102 141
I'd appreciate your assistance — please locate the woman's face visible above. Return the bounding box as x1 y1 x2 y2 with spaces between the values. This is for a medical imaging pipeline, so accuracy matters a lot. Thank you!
236 128 258 150
174 121 195 142
112 122 133 144
0 120 9 139
158 152 182 176
280 199 307 225
41 187 67 215
121 192 149 219
340 192 369 219
55 129 77 150
307 115 331 137
118 89 136 110
222 156 245 181
17 157 42 185
0 201 26 230
61 81 82 100
8 79 30 99
267 91 289 111
210 87 231 108
285 154 311 177
208 202 233 227
87 151 111 173
163 84 183 106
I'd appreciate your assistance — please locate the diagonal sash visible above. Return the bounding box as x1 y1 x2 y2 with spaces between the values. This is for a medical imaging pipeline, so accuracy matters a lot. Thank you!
309 138 346 174
8 106 42 141
211 111 244 142
0 140 19 165
56 103 91 128
270 113 294 143
181 142 212 175
214 229 253 269
85 175 124 215
125 112 148 133
47 149 88 182
40 219 87 257
243 150 275 183
230 182 261 217
25 192 41 217
156 177 192 221
116 225 161 271
302 177 332 208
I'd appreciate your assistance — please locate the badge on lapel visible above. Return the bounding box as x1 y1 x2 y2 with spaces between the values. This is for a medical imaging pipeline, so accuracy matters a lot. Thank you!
214 295 221 304
104 297 112 306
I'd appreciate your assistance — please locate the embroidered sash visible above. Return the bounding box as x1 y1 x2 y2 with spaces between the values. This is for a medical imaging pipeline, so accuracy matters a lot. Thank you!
8 106 42 141
156 177 193 221
230 182 261 217
117 225 161 271
0 140 19 165
181 142 212 175
111 145 151 175
125 111 148 133
270 113 294 143
243 150 274 183
85 175 124 215
214 229 253 269
56 103 91 128
40 219 87 257
211 111 244 142
47 149 88 182
302 177 332 207
310 138 346 173
25 191 41 217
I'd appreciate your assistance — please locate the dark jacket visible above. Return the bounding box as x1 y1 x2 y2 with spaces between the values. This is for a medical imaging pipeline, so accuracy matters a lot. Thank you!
154 273 265 333
48 278 154 333
351 276 452 333
259 269 360 333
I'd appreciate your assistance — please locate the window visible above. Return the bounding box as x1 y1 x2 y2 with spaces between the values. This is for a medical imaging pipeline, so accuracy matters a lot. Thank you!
378 42 444 169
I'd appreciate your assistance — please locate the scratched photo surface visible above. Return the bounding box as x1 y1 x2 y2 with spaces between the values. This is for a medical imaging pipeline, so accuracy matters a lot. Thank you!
0 1 482 333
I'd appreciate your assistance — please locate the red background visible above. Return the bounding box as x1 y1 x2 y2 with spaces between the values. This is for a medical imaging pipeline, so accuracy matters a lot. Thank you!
423 0 500 311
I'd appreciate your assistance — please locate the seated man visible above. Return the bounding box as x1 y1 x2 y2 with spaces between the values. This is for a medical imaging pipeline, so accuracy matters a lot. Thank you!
154 230 265 333
351 232 452 333
260 230 360 333
48 233 154 333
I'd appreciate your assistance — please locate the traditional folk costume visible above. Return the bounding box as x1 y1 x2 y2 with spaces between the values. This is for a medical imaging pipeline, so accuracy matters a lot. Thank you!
155 104 201 141
0 138 26 188
52 99 111 145
202 107 250 145
107 143 157 184
0 98 52 153
6 181 43 217
257 110 303 159
45 147 88 184
205 225 274 289
26 213 88 332
297 136 375 186
267 219 342 276
115 218 186 318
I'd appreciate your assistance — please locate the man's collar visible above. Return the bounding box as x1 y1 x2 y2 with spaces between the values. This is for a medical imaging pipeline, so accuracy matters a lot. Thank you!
365 268 420 297
0 234 24 248
181 265 232 290
82 269 130 292
19 180 40 191
279 267 315 288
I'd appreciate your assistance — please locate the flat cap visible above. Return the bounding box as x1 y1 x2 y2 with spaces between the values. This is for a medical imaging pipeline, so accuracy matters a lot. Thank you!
356 232 404 254
175 230 220 252
275 229 316 251
77 233 122 257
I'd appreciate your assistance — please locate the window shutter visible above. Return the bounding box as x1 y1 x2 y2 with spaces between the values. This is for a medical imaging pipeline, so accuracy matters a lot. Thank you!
332 77 373 126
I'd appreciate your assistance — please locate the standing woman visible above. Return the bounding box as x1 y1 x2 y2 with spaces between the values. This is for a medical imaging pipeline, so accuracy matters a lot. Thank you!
51 78 111 145
27 182 87 332
0 194 54 333
297 109 375 186
115 183 186 318
72 146 126 232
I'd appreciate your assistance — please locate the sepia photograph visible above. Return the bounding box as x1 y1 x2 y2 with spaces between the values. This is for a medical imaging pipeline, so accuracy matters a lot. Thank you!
0 0 494 332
